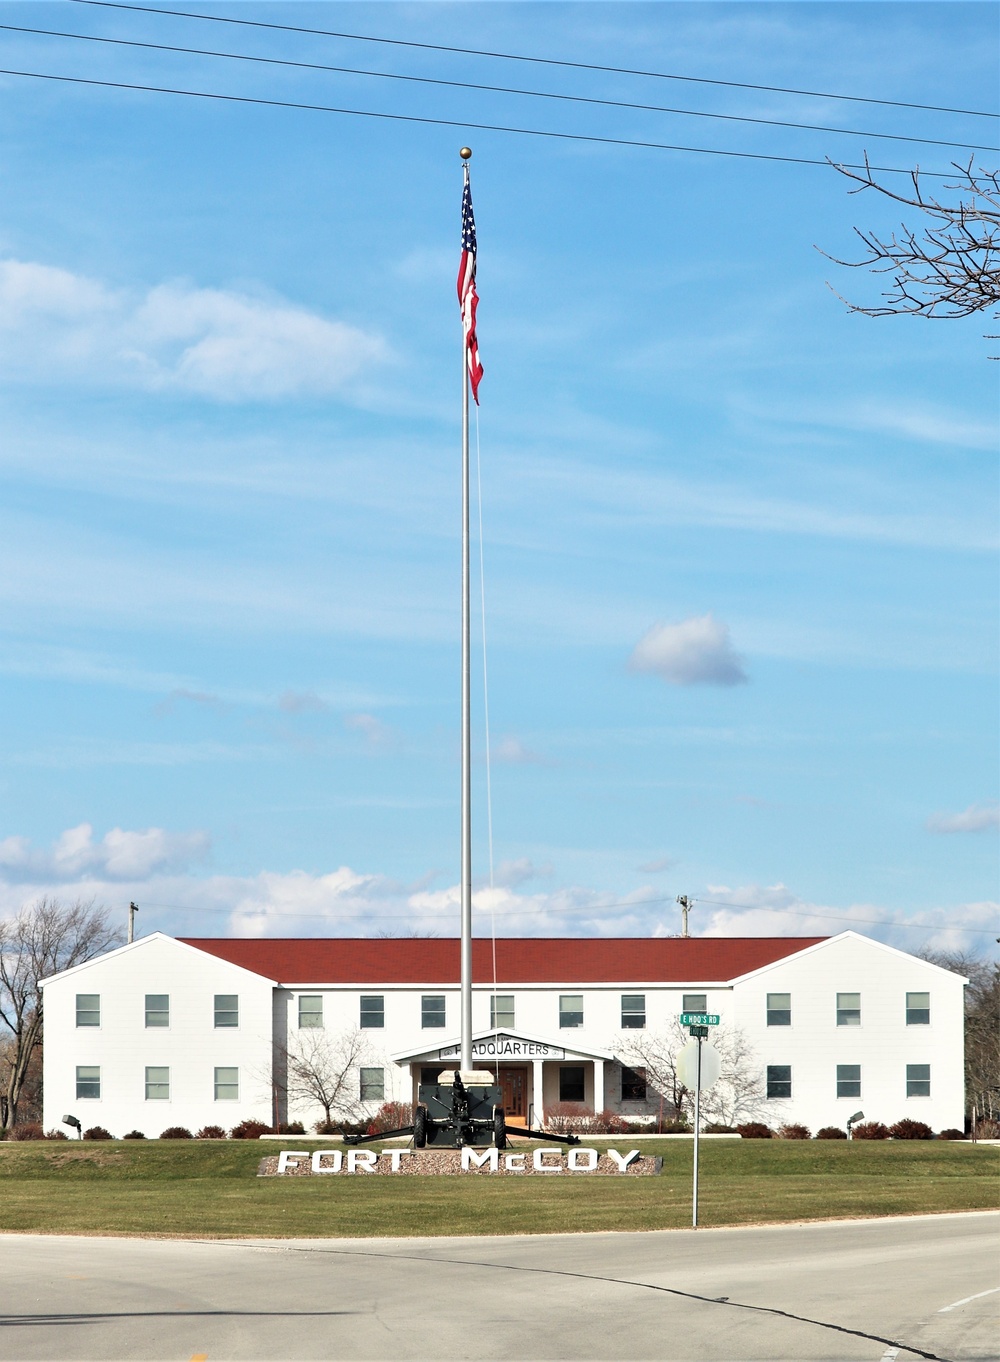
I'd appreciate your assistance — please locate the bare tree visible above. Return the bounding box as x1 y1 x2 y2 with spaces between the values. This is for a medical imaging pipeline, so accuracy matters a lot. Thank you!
281 1027 379 1130
918 948 1000 1123
821 157 1000 338
0 897 122 1130
618 1020 769 1128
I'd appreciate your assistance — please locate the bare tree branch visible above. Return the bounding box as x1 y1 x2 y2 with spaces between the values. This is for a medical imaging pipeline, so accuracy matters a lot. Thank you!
618 1020 770 1128
0 897 122 1130
820 155 1000 334
279 1027 378 1130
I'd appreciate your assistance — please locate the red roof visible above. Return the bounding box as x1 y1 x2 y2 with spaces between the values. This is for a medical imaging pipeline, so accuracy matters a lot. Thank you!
178 936 825 985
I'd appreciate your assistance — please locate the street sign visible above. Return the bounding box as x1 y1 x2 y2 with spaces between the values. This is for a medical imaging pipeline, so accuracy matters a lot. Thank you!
676 1040 722 1090
688 1024 709 1038
679 1012 720 1026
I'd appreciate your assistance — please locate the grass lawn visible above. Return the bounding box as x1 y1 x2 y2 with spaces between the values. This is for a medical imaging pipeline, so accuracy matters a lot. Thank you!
0 1138 996 1239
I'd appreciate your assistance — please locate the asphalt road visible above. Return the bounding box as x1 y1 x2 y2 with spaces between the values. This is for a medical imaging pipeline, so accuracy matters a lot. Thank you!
0 1213 997 1361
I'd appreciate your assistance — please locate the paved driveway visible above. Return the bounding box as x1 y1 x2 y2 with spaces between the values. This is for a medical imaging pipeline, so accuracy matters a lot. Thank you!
0 1212 997 1360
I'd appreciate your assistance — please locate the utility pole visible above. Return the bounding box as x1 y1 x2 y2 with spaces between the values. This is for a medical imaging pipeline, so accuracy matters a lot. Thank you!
676 894 693 938
128 901 138 944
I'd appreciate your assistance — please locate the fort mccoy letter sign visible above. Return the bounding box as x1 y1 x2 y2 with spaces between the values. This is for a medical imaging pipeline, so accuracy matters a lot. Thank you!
259 1148 662 1177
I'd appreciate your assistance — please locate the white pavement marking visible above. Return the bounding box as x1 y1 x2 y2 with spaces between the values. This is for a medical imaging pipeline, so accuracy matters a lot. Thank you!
878 1349 899 1361
937 1284 1000 1313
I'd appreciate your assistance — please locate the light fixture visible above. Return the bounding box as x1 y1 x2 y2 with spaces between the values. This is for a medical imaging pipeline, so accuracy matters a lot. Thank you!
62 1114 82 1139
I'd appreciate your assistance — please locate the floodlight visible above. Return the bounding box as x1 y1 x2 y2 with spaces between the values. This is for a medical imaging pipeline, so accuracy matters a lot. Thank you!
62 1114 82 1138
847 1111 864 1125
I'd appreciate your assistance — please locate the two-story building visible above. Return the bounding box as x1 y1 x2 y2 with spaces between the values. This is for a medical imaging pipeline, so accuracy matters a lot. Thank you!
40 930 966 1137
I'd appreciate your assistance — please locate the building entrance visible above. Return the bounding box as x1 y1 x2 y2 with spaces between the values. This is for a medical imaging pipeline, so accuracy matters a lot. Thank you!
498 1066 527 1123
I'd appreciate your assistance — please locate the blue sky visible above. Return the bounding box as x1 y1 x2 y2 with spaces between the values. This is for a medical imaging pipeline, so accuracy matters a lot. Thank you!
0 1 996 952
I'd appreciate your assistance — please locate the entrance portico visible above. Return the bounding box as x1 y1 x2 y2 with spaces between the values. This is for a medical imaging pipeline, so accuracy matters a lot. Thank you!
393 1028 615 1126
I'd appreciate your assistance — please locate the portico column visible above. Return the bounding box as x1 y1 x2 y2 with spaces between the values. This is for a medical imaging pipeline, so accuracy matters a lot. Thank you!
532 1059 544 1124
593 1059 605 1114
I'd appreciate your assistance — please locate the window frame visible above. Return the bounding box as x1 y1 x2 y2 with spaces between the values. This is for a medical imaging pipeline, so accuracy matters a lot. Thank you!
76 1065 101 1100
144 993 170 1028
298 995 324 1029
621 994 646 1029
214 1066 239 1101
359 1067 385 1102
766 1065 792 1100
905 992 930 1026
559 1065 586 1102
559 994 584 1029
359 995 385 1029
836 1063 862 1098
682 993 708 1013
145 1065 170 1101
490 994 515 1029
906 1064 931 1098
421 995 446 1029
836 992 861 1027
75 993 100 1028
620 1065 647 1102
766 993 792 1027
214 994 239 1028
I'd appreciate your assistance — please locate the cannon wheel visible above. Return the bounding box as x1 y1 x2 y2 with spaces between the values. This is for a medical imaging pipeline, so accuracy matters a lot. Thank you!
493 1107 507 1150
413 1104 427 1148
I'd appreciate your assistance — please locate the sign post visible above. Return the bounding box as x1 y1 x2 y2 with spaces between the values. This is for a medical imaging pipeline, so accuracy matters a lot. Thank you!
676 1014 721 1228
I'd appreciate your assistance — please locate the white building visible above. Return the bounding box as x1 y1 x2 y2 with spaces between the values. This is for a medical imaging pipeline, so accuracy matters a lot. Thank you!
40 930 966 1137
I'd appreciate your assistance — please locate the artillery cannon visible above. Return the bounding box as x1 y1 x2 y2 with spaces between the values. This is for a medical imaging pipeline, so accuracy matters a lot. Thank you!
343 1069 579 1148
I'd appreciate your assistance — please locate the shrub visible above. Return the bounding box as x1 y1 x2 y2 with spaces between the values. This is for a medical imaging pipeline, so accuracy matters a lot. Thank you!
159 1126 193 1140
196 1125 227 1140
658 1119 692 1135
9 1123 45 1141
703 1123 737 1134
851 1121 889 1140
815 1126 847 1139
365 1102 414 1135
937 1128 967 1141
123 1130 146 1140
543 1104 629 1135
736 1122 772 1139
777 1123 811 1140
229 1119 273 1140
278 1122 305 1135
84 1126 113 1140
973 1118 1000 1139
889 1119 934 1140
45 1128 69 1141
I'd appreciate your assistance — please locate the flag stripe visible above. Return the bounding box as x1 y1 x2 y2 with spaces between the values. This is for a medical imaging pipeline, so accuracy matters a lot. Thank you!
458 166 483 403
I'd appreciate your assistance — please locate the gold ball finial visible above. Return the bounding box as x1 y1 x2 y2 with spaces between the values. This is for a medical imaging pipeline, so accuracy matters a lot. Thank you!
459 146 472 160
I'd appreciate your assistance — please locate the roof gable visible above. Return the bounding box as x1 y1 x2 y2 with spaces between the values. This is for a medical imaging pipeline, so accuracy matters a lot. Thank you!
39 932 277 988
178 936 826 985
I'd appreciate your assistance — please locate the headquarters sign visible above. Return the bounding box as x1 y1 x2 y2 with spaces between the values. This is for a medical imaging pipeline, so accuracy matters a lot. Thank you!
437 1037 565 1061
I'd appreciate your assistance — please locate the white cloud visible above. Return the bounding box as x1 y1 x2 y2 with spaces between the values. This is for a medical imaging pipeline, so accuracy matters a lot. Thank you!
493 735 546 765
0 258 386 402
344 712 394 748
638 856 675 874
278 691 329 715
630 614 748 687
926 802 1000 834
0 822 209 882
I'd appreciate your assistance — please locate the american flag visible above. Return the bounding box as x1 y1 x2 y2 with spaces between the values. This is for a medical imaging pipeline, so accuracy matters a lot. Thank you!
458 166 483 403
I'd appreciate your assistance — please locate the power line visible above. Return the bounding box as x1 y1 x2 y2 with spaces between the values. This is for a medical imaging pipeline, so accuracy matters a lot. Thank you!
71 0 999 121
0 66 957 177
2 22 992 154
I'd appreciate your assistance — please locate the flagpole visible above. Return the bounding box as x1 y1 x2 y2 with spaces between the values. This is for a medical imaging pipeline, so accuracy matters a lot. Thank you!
459 145 473 1073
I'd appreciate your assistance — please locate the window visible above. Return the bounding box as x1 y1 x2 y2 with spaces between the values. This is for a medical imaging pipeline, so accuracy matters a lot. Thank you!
682 994 707 1013
490 994 515 1029
836 993 861 1026
298 995 323 1028
559 994 584 1028
76 994 100 1027
559 1066 585 1102
360 1067 385 1101
837 1064 861 1098
906 992 930 1026
766 993 791 1027
621 1065 647 1101
214 994 239 1028
766 1065 792 1099
145 1066 169 1100
621 995 646 1029
214 1067 239 1101
76 1065 100 1099
145 994 169 1028
421 995 446 1028
906 1064 931 1098
360 995 384 1029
